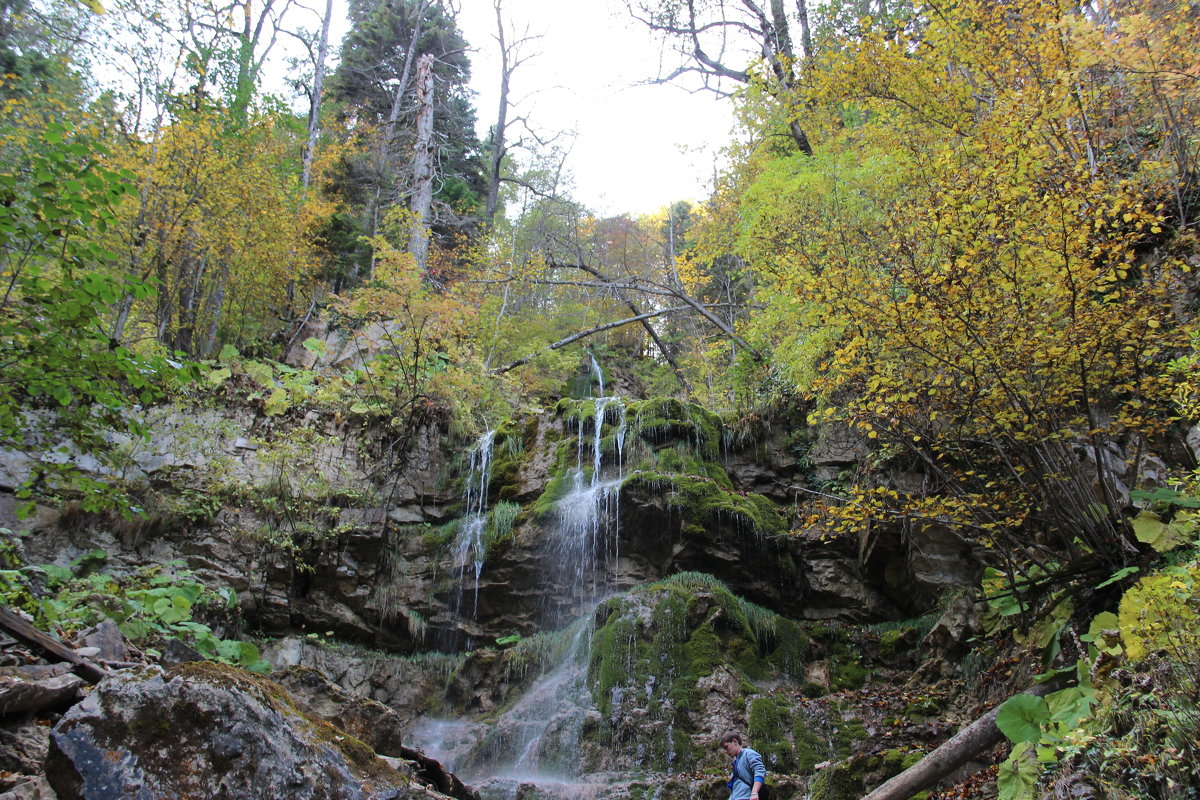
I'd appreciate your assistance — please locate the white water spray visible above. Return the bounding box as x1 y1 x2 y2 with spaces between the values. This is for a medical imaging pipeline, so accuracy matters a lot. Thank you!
451 430 496 624
588 351 604 398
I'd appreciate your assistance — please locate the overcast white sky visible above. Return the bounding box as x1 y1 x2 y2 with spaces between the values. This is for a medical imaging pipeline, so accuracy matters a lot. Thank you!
452 0 736 216
308 0 736 216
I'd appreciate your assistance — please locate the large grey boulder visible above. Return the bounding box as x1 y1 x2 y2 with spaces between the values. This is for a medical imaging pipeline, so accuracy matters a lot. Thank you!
46 664 437 800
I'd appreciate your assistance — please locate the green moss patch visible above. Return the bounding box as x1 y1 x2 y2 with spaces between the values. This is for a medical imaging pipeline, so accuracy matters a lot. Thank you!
585 575 812 773
626 397 723 459
622 469 784 538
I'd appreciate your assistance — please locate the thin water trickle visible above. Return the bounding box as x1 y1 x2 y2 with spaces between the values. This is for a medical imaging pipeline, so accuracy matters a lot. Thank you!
589 351 604 398
450 430 496 627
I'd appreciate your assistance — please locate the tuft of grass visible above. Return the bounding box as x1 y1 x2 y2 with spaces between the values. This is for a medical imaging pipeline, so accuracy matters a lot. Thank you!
864 612 939 642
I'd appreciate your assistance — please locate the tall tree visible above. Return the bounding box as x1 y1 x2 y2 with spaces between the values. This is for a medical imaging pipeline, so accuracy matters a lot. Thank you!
408 53 434 272
328 0 484 283
300 0 334 191
484 0 539 223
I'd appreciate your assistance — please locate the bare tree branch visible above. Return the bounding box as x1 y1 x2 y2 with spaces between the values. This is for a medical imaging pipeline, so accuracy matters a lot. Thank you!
493 304 735 374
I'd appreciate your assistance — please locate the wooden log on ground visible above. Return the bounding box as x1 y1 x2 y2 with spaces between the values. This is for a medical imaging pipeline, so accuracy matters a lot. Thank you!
860 679 1067 800
0 605 108 684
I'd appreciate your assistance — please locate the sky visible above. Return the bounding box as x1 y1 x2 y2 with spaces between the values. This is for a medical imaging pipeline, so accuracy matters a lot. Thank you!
451 0 737 216
308 0 738 216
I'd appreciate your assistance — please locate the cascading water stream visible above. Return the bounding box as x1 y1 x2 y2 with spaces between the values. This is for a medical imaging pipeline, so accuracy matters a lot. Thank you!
416 358 631 795
451 430 496 625
412 618 621 800
546 381 627 621
588 350 604 398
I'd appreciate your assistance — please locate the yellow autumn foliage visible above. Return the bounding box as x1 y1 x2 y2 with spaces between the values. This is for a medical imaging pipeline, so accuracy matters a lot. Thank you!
693 0 1199 567
104 109 325 356
1118 558 1200 662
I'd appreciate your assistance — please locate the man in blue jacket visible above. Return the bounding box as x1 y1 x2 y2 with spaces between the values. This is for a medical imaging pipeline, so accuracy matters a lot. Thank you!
721 732 766 800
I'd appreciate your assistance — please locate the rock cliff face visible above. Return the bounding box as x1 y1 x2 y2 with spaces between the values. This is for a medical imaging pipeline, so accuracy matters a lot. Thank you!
0 382 1031 800
3 391 990 655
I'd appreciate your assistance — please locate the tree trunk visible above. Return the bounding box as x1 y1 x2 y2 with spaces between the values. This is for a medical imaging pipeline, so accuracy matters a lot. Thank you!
796 0 813 60
200 259 229 358
301 0 333 191
0 607 107 684
485 0 510 223
769 0 793 65
789 119 814 155
860 680 1068 800
384 0 430 146
408 53 436 273
231 0 267 124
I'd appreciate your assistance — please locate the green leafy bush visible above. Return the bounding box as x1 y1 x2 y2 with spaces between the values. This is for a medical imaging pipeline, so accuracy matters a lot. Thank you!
0 541 268 672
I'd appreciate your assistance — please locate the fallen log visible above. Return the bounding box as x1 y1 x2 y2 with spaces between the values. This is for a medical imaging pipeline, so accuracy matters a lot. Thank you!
0 605 108 684
860 679 1067 800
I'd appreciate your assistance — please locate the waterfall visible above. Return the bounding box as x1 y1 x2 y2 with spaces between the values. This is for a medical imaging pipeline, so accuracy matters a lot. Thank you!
414 359 634 792
450 430 496 627
588 351 604 398
468 622 592 779
545 396 626 624
411 619 615 800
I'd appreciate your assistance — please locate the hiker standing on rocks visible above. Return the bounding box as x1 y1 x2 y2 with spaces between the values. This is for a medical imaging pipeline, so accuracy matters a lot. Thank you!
721 732 766 800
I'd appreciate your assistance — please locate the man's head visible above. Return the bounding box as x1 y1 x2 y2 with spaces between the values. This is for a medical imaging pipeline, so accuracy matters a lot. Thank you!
720 732 743 757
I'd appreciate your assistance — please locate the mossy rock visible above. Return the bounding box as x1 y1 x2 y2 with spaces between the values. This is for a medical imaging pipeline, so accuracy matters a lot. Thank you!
829 660 868 691
529 461 576 518
421 519 459 550
626 397 724 458
750 694 799 773
810 749 925 800
622 470 784 538
810 758 866 800
586 575 812 773
876 625 923 658
48 662 405 800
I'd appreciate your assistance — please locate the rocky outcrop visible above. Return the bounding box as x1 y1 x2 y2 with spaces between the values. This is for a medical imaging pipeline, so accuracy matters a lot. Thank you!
614 479 809 619
273 666 479 800
7 404 461 650
46 663 449 800
4 389 982 661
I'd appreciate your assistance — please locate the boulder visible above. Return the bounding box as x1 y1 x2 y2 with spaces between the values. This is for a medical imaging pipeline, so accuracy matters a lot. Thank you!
46 663 434 800
0 664 82 715
78 621 128 664
926 595 986 660
273 666 408 757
